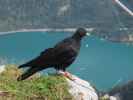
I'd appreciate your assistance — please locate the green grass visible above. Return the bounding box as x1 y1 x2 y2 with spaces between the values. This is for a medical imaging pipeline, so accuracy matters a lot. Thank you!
0 65 73 100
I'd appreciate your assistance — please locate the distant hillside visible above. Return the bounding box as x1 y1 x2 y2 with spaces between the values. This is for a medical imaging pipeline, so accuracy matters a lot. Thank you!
0 0 132 33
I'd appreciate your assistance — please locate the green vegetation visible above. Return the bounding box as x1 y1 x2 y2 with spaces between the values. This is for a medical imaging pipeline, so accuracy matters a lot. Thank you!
99 97 110 100
0 65 73 100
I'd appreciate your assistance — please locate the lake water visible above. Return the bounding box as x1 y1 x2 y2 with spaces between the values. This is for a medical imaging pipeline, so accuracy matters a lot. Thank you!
0 32 133 90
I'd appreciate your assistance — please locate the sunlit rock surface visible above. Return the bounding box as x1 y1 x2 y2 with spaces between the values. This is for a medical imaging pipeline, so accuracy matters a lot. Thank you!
0 65 5 73
66 74 98 100
66 74 133 100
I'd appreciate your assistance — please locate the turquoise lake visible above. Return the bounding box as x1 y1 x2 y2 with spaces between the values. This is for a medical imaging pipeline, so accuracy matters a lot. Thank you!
0 32 133 90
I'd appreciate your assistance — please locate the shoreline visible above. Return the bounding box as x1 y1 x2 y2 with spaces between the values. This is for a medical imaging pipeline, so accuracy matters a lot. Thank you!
0 28 94 35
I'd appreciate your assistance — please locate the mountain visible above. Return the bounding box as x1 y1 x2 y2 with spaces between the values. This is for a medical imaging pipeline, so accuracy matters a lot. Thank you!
0 0 132 34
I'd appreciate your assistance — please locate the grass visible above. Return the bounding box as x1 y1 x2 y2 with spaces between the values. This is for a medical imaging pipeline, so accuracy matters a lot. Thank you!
99 97 110 100
0 65 73 100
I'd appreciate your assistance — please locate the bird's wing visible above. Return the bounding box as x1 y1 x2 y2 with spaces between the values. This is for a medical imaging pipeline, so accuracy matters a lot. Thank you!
54 37 72 48
53 44 77 64
32 47 55 63
40 48 53 56
19 48 55 67
50 37 78 64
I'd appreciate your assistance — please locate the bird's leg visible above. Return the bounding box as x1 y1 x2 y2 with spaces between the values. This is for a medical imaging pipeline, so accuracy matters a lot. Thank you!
58 70 75 81
56 69 59 75
64 71 76 81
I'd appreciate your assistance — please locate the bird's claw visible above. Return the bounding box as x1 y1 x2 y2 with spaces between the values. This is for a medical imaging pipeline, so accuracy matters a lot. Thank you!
57 71 75 81
59 71 75 81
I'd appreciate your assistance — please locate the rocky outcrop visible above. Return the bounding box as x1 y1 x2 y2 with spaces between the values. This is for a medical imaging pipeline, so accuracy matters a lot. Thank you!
1 65 133 100
108 81 133 100
100 80 133 100
66 74 98 100
65 74 133 100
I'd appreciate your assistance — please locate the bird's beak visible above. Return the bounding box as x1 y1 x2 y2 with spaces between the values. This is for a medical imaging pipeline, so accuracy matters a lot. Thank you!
86 33 91 36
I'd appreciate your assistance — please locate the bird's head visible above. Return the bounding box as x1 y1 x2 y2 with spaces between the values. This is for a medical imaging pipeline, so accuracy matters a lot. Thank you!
73 28 89 39
76 28 87 37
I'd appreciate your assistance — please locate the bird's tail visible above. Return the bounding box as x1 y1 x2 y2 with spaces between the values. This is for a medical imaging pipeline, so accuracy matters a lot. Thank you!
17 67 38 81
18 63 29 69
18 58 39 68
18 61 34 68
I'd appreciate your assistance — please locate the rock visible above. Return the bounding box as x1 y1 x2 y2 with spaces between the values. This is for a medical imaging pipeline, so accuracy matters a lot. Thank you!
110 96 117 100
101 94 118 100
110 95 121 100
108 81 133 100
66 74 98 100
0 65 5 73
0 91 10 96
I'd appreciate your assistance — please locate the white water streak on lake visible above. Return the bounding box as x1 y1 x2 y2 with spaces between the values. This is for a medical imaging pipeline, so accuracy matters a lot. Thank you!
0 28 94 35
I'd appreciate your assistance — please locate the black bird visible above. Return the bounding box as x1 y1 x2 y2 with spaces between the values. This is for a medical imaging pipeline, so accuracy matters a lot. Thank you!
17 28 87 81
